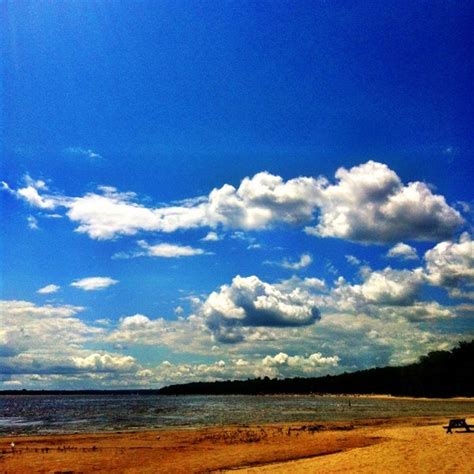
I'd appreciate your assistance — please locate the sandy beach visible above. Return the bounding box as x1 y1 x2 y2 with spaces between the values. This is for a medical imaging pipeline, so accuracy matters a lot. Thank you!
1 415 473 473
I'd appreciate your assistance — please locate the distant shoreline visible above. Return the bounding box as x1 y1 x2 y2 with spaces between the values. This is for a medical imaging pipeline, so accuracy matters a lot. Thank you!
1 390 473 402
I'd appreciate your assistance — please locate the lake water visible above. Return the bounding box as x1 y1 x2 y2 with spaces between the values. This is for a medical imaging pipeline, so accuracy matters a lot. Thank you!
1 394 473 436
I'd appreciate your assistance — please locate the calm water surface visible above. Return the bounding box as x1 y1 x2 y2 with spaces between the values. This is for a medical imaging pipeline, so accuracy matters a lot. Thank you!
1 394 473 436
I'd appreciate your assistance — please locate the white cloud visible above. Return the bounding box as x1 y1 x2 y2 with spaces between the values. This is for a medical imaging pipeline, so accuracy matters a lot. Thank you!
387 243 418 260
424 232 474 297
0 300 93 363
3 162 462 243
136 240 206 258
266 253 313 270
107 313 211 351
332 267 425 308
275 275 327 293
305 161 463 243
37 284 60 295
315 311 459 367
201 231 221 241
27 215 39 230
72 353 137 372
71 277 118 291
262 352 340 370
345 255 362 266
113 241 206 259
64 147 102 159
16 183 58 210
62 172 319 240
0 300 143 384
379 302 455 322
200 275 321 343
128 351 341 385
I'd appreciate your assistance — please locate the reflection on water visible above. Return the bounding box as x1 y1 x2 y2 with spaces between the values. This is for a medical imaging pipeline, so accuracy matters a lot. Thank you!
0 394 472 435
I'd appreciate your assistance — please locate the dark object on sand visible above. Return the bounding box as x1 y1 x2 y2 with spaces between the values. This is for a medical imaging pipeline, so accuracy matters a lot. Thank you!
443 419 473 433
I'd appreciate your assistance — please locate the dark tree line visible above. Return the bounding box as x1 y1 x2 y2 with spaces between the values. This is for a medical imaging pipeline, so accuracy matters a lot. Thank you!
158 340 474 398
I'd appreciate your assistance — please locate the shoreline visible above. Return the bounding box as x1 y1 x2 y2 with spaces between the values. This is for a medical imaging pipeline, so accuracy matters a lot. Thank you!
2 391 473 400
1 415 473 473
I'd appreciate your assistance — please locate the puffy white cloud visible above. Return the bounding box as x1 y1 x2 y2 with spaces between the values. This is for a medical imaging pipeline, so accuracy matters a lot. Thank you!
72 353 137 372
62 172 320 240
37 284 60 295
332 267 425 308
305 161 463 243
71 276 119 291
424 233 474 297
201 231 221 241
206 172 320 230
262 352 340 370
387 243 418 260
266 253 313 270
200 275 321 343
17 185 58 210
3 162 461 243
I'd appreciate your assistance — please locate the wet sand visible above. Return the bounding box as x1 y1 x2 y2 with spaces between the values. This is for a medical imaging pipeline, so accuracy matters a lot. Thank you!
1 416 472 473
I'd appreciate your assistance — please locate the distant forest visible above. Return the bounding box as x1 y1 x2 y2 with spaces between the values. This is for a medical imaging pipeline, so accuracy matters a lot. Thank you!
158 340 474 398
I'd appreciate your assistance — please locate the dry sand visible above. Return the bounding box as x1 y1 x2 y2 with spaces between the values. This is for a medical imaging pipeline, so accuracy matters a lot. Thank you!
1 416 472 473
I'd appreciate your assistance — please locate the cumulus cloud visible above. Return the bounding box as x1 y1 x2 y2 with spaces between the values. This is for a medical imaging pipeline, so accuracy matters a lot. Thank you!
71 277 118 291
387 243 418 260
37 284 60 295
201 231 221 241
424 232 474 298
266 253 313 270
72 353 137 372
3 162 462 243
305 161 463 243
262 352 339 370
63 172 319 240
200 275 321 343
332 267 425 308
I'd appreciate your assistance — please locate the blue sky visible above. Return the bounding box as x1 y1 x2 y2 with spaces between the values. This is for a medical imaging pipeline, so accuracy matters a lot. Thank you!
1 1 473 389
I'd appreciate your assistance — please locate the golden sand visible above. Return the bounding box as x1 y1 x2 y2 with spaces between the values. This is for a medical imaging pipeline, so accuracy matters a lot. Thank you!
1 416 472 473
